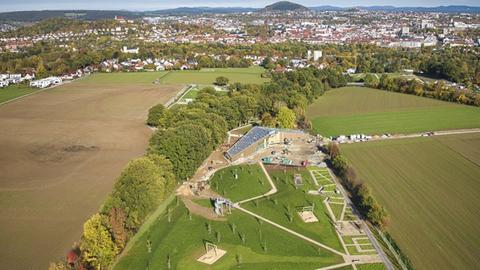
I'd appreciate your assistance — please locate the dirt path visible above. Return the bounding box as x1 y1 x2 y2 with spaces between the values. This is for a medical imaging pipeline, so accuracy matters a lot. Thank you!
182 197 226 221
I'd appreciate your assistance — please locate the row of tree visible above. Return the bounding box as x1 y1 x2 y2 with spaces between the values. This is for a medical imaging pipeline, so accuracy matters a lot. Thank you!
364 73 480 106
52 154 176 270
327 143 388 229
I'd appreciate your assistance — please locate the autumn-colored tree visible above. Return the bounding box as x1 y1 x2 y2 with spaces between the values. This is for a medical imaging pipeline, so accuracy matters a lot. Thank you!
276 107 296 129
261 112 276 127
108 208 128 250
36 60 47 78
80 214 118 269
327 142 340 159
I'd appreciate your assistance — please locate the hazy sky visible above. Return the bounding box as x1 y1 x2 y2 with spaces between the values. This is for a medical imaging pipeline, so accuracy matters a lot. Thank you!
1 0 479 12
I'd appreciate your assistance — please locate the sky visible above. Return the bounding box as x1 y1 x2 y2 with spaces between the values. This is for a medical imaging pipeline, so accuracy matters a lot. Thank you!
1 0 479 12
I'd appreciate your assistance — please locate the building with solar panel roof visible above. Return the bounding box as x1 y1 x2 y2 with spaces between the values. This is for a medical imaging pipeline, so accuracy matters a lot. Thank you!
224 126 306 161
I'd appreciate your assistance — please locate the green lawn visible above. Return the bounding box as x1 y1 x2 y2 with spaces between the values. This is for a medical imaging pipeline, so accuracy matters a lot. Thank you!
329 203 344 220
307 87 480 136
159 67 268 85
210 164 271 202
341 133 480 270
79 71 170 85
243 167 344 253
356 263 387 270
77 67 267 88
114 201 343 270
0 84 37 104
183 88 199 99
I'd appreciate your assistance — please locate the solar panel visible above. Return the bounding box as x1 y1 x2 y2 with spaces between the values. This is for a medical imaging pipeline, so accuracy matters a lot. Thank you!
226 126 276 158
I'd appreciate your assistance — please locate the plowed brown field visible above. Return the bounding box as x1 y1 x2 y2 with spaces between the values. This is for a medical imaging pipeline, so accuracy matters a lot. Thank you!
0 77 180 269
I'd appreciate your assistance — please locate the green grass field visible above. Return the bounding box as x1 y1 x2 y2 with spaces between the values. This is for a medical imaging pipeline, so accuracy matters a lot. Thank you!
307 87 480 136
243 167 344 253
114 202 343 270
0 84 37 103
114 164 348 270
210 164 271 202
79 67 267 86
341 133 480 270
159 67 268 85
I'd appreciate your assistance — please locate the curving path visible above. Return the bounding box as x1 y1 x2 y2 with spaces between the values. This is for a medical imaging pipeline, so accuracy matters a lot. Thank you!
232 162 390 269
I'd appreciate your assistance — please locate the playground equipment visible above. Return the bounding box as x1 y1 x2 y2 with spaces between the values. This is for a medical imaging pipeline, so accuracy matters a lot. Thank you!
214 198 233 216
298 204 319 223
261 156 274 164
294 174 303 187
197 242 227 265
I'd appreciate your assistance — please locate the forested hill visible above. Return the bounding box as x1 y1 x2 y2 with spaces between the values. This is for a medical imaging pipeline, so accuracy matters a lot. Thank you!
0 10 142 22
262 1 309 12
1 5 479 22
311 5 480 13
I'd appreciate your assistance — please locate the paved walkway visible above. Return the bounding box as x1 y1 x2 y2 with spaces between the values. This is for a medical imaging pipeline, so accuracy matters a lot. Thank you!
233 163 390 268
235 205 346 257
329 170 395 270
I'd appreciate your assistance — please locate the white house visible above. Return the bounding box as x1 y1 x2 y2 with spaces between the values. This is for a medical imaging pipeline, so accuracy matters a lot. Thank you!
0 80 9 88
24 73 35 80
30 80 51 88
122 46 139 54
30 76 62 88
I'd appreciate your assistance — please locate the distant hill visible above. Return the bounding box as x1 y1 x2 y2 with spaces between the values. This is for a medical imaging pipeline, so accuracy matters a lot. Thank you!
0 10 142 22
1 4 479 22
148 7 257 15
262 1 309 12
310 5 480 13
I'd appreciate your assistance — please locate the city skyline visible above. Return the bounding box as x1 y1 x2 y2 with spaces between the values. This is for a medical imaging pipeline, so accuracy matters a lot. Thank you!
1 0 480 12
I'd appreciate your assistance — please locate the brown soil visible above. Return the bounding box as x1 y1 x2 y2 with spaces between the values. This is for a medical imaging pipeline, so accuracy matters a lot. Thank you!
0 80 180 269
182 197 226 221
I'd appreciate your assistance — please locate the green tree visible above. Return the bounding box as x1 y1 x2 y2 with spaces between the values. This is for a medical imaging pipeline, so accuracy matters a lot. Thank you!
146 153 177 194
146 104 166 127
276 107 296 129
214 76 229 86
112 157 165 230
149 124 212 180
332 155 348 173
80 214 118 269
364 74 379 88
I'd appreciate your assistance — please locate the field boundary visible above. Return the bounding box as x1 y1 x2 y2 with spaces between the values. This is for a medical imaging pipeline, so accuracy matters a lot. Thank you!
165 84 192 108
111 193 176 268
375 228 409 270
0 77 84 107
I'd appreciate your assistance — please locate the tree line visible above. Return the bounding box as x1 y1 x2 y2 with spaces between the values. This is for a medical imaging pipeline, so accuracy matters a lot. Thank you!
364 73 480 106
327 143 388 229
